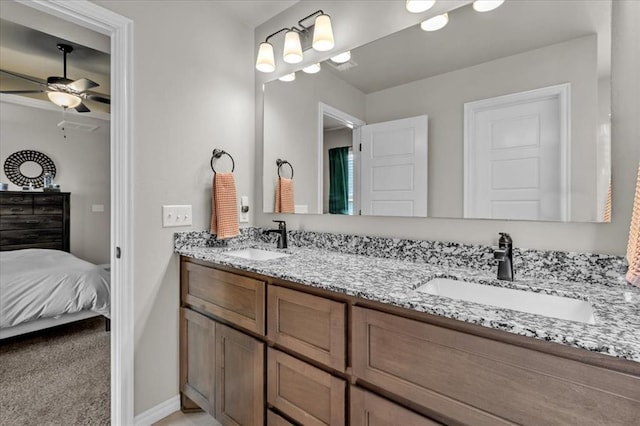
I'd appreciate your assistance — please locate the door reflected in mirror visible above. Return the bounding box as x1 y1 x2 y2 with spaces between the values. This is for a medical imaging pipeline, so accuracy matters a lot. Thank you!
263 0 611 222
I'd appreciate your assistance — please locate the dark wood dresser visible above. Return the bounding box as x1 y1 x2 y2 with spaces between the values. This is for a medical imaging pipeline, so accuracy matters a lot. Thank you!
0 191 70 252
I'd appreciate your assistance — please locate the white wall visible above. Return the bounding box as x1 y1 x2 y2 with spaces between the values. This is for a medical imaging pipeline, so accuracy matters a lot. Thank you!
93 0 255 415
256 0 640 256
0 101 110 264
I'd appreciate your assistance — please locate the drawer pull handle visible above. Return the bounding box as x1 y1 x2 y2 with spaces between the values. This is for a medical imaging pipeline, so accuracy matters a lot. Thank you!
10 208 24 212
41 208 55 212
24 220 41 224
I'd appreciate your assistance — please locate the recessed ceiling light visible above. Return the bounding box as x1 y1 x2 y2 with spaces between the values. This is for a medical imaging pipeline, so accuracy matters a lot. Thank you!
302 63 321 74
472 0 505 13
405 0 436 13
330 51 351 64
420 13 448 32
278 73 296 82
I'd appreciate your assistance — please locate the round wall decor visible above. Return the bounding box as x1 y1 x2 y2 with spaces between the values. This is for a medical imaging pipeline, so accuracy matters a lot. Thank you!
3 150 57 188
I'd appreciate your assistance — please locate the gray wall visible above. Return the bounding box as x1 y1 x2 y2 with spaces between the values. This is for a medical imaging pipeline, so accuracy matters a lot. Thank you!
0 101 110 264
366 35 598 220
256 0 640 256
94 0 255 415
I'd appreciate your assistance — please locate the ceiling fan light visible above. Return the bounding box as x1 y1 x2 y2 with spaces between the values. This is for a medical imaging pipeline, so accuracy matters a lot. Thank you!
312 14 334 51
278 72 296 82
47 91 81 108
420 13 449 31
405 0 436 13
256 42 276 73
302 63 321 74
472 0 505 12
283 30 303 64
330 51 351 64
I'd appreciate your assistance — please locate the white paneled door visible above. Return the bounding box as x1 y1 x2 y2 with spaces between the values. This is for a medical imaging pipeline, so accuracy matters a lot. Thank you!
464 85 570 221
360 115 428 217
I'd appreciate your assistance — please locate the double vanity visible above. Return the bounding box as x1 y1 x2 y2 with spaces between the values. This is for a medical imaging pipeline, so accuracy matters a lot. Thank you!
175 228 640 425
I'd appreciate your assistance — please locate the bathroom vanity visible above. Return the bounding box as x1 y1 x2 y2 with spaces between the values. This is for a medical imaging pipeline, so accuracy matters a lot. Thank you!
176 231 640 425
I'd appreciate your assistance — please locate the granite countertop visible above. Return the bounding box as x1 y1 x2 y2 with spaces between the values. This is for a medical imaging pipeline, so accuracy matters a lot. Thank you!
175 232 640 363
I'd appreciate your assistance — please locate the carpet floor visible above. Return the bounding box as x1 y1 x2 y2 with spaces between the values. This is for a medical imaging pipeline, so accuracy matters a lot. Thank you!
0 317 110 425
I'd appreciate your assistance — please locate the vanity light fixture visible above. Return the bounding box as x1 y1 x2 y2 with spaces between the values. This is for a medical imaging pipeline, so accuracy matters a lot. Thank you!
255 10 335 73
47 92 82 108
330 51 351 64
278 72 296 82
302 63 321 74
420 13 449 31
405 0 436 14
472 0 505 13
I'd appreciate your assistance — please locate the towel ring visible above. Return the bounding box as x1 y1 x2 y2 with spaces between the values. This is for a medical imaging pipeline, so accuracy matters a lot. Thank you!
276 159 294 179
211 149 235 173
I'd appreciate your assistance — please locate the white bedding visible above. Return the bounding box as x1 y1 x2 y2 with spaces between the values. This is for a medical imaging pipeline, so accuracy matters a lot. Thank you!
0 249 110 329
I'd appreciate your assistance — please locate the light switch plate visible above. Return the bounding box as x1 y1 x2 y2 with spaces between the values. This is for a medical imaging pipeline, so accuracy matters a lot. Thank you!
240 195 249 223
162 205 193 227
91 204 105 212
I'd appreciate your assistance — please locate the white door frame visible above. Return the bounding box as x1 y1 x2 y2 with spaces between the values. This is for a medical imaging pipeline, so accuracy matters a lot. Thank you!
20 0 135 424
463 83 571 221
317 102 365 215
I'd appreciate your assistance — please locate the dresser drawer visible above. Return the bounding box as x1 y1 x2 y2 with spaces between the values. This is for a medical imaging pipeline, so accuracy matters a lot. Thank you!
268 348 345 426
352 307 640 426
0 193 32 205
0 229 62 247
0 215 62 230
33 205 63 215
350 386 441 426
0 204 33 215
33 195 64 206
268 285 346 371
181 260 266 335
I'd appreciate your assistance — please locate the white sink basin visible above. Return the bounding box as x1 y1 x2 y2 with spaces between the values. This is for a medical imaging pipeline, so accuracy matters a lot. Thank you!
224 248 290 261
416 278 595 324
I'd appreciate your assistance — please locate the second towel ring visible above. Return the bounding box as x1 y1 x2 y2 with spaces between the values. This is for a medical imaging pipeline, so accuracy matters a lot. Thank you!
276 159 294 179
211 149 235 173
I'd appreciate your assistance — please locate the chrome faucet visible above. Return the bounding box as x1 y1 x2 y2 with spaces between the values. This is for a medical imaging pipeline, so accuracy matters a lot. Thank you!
493 232 514 281
263 220 288 249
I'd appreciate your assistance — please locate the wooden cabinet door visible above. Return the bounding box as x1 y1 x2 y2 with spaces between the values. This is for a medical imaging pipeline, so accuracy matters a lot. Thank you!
350 387 440 426
182 260 265 335
267 410 296 426
180 308 215 415
268 348 345 426
268 285 346 371
215 322 264 426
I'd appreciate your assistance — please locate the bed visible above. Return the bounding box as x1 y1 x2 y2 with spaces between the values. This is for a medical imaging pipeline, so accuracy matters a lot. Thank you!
0 248 111 339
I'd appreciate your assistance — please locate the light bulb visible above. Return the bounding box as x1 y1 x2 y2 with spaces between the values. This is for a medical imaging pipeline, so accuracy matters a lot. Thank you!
330 51 351 64
283 30 303 64
405 0 436 13
312 14 334 51
256 42 275 73
420 13 448 31
302 63 321 74
472 0 505 13
278 72 296 82
47 91 81 108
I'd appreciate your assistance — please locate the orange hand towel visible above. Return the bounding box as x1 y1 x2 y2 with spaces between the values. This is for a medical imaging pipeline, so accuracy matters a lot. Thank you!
275 177 294 213
210 172 239 240
626 163 640 287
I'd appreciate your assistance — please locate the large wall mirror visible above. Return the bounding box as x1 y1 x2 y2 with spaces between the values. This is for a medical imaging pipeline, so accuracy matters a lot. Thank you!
263 0 612 222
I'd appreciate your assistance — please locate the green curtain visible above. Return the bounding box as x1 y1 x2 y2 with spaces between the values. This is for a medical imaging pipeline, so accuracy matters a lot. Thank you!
329 147 350 214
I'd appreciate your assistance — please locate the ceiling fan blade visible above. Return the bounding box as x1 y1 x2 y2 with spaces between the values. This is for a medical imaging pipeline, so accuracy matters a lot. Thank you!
0 69 47 87
74 102 91 113
1 90 45 94
67 78 99 92
86 94 110 104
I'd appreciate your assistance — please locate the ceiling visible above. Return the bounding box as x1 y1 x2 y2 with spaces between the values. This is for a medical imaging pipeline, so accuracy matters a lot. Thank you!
216 0 299 28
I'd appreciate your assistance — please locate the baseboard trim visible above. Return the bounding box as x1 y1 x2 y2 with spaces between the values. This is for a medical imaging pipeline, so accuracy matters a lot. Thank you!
134 395 180 426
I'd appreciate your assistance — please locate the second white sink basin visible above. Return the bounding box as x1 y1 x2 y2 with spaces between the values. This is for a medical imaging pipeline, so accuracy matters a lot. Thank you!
416 278 596 324
225 248 290 261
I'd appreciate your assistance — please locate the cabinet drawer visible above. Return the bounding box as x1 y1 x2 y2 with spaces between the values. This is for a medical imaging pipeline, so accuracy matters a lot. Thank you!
33 205 63 215
267 410 296 426
0 204 33 215
0 229 62 247
0 194 31 205
352 307 640 426
268 348 345 426
268 285 346 371
0 215 62 230
350 386 441 426
33 195 63 206
181 260 266 335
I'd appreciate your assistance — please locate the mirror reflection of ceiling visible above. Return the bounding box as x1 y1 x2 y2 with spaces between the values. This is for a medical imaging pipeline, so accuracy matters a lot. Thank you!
0 17 111 114
324 0 611 94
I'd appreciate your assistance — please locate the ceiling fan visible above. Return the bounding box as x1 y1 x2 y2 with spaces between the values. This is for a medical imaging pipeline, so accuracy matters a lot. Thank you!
0 43 110 113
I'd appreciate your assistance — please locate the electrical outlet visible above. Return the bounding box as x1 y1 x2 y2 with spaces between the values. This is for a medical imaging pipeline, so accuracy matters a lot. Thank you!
162 205 193 227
